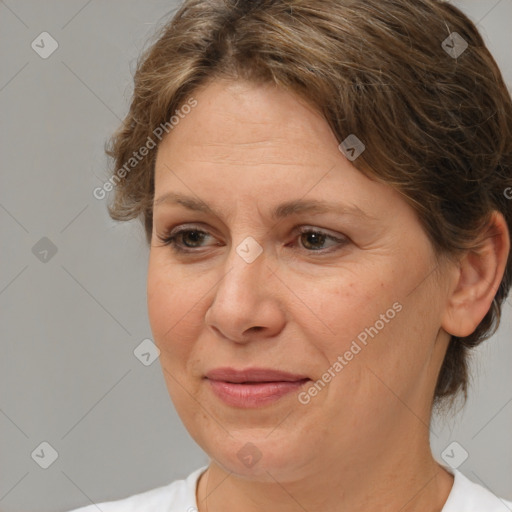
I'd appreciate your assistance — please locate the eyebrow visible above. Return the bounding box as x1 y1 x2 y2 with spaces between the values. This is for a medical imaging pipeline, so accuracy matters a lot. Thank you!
153 191 375 221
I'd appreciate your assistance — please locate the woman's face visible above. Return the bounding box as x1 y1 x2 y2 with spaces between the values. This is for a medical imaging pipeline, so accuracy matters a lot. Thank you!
147 79 454 481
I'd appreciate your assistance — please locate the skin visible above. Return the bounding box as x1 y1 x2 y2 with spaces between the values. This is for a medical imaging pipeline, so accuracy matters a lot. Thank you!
147 78 510 512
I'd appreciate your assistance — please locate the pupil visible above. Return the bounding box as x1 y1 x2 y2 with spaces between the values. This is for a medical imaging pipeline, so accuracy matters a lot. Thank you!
303 232 325 249
185 231 204 246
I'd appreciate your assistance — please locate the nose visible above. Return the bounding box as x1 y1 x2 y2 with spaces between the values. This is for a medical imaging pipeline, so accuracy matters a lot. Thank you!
204 241 286 344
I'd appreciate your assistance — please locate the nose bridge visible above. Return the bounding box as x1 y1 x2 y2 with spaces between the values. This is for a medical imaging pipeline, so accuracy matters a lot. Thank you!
219 233 267 303
222 197 269 283
205 232 277 341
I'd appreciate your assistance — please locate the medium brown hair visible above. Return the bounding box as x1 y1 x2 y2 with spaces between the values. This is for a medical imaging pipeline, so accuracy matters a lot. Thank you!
104 0 512 407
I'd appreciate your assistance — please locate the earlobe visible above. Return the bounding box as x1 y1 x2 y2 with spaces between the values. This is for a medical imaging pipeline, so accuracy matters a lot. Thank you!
441 211 510 338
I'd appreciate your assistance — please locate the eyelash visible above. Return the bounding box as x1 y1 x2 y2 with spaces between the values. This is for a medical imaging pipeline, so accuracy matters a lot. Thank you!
156 226 348 255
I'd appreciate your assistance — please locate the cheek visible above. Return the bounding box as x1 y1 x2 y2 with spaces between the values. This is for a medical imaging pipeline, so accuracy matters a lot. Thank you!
317 280 442 419
146 257 207 419
311 272 392 347
309 269 428 389
146 255 205 358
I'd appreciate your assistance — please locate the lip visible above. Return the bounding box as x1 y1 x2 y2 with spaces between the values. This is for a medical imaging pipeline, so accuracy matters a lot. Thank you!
205 367 309 383
204 367 310 408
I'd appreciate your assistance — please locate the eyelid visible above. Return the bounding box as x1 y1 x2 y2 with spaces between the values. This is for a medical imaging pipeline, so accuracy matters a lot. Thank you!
294 225 346 239
168 223 211 238
162 223 344 240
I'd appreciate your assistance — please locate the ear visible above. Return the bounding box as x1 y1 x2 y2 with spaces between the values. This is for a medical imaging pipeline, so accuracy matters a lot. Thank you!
441 211 510 338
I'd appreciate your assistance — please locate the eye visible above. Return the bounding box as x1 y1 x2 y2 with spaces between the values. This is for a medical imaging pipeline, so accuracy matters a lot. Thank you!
156 227 215 253
290 227 348 253
155 225 349 255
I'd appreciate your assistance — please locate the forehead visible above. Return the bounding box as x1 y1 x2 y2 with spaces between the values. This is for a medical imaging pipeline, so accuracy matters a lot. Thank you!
152 78 406 223
155 79 339 166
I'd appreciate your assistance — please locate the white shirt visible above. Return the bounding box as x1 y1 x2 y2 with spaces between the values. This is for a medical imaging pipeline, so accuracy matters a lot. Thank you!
68 464 512 511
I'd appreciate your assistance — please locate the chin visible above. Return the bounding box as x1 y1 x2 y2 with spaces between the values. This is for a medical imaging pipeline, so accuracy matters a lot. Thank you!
197 428 316 483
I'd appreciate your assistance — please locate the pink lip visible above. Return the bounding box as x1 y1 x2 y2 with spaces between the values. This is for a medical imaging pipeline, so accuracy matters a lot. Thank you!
205 367 310 408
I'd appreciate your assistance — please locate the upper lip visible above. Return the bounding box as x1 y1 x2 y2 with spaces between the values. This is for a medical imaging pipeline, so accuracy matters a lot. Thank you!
205 367 309 383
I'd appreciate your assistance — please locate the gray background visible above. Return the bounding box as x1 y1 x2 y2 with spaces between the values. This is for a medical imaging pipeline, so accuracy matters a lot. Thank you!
0 1 511 511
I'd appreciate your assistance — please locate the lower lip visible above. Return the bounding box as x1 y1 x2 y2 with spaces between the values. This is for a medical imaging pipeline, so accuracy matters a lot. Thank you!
207 378 310 408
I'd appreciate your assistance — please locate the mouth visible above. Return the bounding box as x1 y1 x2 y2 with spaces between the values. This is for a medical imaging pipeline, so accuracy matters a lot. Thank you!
205 367 309 383
204 367 311 407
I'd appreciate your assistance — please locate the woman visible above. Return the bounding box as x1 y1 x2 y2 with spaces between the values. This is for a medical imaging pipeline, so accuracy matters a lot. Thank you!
71 0 512 510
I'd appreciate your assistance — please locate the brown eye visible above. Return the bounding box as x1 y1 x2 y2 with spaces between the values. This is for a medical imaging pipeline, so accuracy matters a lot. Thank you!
176 230 208 248
293 227 348 253
157 228 213 253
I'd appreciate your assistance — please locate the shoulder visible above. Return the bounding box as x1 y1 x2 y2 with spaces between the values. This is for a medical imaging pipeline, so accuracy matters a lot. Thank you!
66 466 207 512
442 466 512 512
